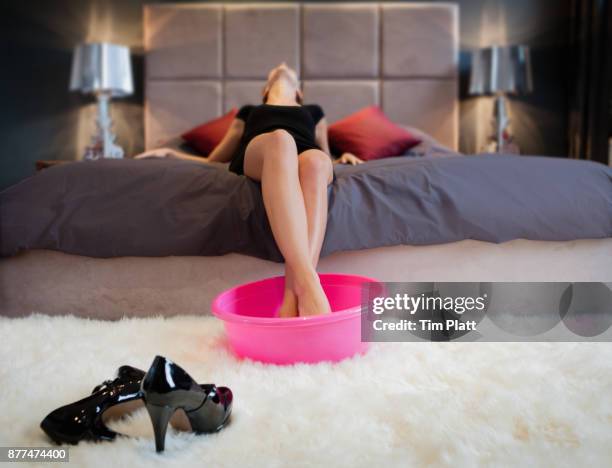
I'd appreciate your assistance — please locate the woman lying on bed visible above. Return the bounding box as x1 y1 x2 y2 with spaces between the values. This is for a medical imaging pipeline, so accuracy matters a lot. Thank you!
135 62 362 318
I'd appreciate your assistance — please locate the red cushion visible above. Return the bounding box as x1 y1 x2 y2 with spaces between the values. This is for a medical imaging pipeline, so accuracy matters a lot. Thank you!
181 108 238 156
328 106 421 160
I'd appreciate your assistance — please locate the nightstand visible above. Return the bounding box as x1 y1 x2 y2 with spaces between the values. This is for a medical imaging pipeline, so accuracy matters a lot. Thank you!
35 160 74 171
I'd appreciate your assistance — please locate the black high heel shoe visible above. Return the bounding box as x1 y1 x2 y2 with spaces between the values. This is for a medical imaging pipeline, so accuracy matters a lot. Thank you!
141 356 233 452
40 370 143 444
41 363 232 447
91 365 146 394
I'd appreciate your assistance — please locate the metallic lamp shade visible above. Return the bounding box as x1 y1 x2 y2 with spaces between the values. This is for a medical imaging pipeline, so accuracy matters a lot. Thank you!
469 45 533 96
69 42 133 97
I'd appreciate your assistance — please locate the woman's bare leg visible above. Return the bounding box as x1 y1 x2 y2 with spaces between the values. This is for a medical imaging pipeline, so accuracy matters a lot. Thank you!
298 150 334 265
280 264 299 317
280 150 334 314
243 130 331 317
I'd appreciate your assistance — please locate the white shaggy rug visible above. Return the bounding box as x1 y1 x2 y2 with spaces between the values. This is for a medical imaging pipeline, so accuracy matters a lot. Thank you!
1 314 611 467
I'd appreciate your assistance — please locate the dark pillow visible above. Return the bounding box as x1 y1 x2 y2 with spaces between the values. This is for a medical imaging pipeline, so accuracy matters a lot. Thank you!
181 108 238 156
400 125 461 157
328 106 421 160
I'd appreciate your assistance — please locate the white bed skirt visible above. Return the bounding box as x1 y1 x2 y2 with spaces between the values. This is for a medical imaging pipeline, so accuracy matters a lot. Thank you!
1 239 611 319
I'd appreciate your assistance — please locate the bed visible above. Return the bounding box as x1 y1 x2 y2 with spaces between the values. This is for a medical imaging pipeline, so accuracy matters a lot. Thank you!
1 2 611 319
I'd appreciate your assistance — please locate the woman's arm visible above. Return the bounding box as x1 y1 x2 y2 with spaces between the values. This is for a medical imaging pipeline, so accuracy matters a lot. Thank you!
207 118 245 163
133 118 245 164
315 118 364 165
133 147 210 164
315 117 332 156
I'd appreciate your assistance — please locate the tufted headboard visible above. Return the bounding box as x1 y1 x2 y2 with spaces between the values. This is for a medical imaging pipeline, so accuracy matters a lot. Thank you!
144 2 459 150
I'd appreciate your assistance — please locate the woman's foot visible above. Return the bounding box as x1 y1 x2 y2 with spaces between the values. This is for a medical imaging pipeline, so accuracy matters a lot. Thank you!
277 288 298 318
295 273 332 317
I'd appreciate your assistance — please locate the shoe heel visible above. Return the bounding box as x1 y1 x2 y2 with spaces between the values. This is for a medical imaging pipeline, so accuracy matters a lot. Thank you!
145 403 175 453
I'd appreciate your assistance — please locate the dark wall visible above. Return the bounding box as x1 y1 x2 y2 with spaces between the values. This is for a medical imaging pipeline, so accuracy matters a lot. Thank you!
1 0 144 191
1 0 571 191
456 0 570 156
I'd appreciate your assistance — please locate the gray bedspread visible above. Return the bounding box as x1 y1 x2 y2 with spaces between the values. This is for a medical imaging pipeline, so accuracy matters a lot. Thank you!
1 155 611 261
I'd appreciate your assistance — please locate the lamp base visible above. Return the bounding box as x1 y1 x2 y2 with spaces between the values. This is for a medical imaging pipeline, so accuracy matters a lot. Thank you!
83 93 124 160
485 95 521 154
494 95 509 153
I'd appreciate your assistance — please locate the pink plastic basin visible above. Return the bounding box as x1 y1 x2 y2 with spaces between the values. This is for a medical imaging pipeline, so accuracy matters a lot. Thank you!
212 274 383 365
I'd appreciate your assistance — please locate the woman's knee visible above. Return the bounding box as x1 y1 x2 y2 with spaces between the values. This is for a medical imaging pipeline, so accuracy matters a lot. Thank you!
250 129 295 154
247 129 298 173
298 151 333 184
264 129 295 150
262 130 298 166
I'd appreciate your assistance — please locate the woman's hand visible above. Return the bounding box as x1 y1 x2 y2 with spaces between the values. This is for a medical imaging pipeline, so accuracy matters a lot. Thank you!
133 148 177 159
334 152 364 165
134 147 213 165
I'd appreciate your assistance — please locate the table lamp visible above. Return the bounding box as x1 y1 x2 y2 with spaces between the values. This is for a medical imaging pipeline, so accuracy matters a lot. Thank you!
469 45 533 153
70 42 133 159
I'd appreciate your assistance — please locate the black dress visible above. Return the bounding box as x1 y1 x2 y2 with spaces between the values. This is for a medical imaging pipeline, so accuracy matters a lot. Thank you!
228 103 325 175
